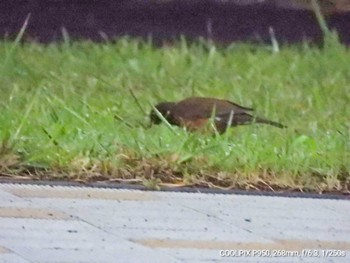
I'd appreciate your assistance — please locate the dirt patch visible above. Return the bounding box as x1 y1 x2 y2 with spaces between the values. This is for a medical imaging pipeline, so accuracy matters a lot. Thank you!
1 160 349 196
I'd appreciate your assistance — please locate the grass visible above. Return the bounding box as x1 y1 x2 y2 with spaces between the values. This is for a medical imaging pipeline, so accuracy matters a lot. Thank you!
0 37 349 193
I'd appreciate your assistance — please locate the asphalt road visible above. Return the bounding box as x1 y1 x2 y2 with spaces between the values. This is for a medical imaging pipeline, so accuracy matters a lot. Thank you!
0 182 349 262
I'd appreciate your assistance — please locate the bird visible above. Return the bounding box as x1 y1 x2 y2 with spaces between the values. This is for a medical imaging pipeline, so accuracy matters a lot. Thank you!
150 97 286 134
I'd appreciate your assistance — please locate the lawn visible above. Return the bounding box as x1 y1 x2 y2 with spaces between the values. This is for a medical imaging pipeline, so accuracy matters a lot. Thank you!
0 37 349 193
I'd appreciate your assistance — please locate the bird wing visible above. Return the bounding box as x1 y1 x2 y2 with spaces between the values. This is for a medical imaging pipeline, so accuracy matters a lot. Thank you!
224 100 254 111
173 97 254 121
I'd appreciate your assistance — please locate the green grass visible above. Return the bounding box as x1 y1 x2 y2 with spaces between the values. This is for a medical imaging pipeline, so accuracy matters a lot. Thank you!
0 38 349 193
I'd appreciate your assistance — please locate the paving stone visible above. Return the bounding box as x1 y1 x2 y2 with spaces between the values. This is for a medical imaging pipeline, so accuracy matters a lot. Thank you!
0 207 73 220
2 184 158 201
0 183 349 263
0 218 178 263
0 188 22 202
0 253 31 263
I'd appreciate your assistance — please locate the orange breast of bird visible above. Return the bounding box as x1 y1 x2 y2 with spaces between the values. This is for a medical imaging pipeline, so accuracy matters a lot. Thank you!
178 118 211 132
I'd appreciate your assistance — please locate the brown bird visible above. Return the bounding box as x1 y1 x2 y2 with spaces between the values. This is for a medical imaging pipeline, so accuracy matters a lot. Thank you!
150 97 286 133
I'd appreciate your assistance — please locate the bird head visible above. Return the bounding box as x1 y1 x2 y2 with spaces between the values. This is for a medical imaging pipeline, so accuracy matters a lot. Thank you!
150 102 175 124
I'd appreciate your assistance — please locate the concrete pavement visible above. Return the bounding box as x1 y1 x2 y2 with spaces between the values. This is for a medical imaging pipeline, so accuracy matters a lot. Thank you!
0 182 349 262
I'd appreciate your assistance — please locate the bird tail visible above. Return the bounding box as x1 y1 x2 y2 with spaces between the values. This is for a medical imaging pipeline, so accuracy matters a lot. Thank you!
254 117 287 128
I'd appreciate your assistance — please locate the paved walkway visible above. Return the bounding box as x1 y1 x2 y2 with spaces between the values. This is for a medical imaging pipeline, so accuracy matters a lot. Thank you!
0 183 349 262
